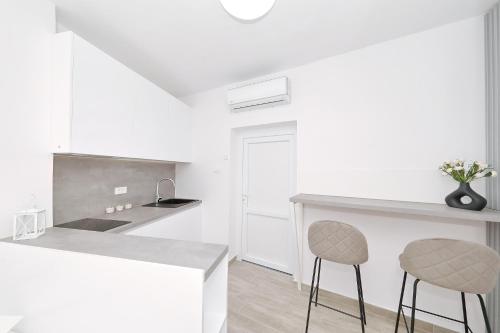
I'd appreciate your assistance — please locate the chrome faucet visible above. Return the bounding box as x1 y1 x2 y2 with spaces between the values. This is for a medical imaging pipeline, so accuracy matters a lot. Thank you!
156 178 176 202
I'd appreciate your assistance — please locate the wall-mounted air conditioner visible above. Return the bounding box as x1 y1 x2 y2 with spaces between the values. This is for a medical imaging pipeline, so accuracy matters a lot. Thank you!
227 77 290 112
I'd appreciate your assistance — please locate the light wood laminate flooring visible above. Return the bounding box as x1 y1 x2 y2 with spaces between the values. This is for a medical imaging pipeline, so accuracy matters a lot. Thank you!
228 260 454 333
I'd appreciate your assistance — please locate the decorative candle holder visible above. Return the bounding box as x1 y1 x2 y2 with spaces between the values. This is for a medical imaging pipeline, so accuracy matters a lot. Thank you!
13 209 46 240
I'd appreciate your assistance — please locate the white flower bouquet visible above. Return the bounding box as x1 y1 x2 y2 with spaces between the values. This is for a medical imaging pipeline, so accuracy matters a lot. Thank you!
439 160 497 183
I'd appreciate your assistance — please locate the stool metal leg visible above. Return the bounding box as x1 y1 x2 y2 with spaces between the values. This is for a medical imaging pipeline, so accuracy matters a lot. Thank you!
394 271 408 333
393 277 491 333
305 257 319 333
315 258 322 307
360 270 366 325
460 292 468 333
477 294 493 333
410 279 420 333
305 258 367 333
354 265 366 333
357 265 367 325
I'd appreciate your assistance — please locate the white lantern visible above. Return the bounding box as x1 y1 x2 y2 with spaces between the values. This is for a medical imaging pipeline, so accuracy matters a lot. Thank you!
13 208 46 240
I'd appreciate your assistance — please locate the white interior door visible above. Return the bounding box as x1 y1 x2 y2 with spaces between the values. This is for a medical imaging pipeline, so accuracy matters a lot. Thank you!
242 134 295 274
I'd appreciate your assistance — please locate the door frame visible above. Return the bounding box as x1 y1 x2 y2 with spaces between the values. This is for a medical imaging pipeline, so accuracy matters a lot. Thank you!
238 129 297 273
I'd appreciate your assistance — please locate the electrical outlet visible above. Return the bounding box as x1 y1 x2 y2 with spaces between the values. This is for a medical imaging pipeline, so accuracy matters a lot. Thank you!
114 186 127 195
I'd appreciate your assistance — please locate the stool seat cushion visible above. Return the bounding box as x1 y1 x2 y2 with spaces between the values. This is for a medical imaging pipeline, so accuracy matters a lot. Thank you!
400 238 500 294
308 220 368 265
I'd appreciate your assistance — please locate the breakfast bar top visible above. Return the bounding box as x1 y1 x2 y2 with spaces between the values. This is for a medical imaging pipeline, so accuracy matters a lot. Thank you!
290 193 500 223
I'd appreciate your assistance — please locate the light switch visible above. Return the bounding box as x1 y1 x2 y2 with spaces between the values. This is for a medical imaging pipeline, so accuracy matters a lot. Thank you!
114 186 127 195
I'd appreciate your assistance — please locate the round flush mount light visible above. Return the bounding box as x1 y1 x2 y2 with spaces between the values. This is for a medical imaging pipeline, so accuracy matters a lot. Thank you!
219 0 277 22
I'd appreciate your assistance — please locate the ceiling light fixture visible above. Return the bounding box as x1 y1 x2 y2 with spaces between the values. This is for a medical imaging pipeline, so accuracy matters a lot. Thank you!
219 0 276 23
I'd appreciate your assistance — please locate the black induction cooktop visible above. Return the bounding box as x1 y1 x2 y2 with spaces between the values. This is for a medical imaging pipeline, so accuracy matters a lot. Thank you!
56 218 131 232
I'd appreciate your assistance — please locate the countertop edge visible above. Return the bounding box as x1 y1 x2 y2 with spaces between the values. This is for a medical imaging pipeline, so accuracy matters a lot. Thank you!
204 246 229 281
0 239 207 271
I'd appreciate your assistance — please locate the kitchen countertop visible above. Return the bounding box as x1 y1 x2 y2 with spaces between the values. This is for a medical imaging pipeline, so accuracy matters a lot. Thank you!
99 200 202 233
2 228 227 280
1 200 229 280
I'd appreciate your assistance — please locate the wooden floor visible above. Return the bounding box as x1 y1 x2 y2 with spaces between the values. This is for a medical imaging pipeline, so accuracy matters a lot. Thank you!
228 260 453 333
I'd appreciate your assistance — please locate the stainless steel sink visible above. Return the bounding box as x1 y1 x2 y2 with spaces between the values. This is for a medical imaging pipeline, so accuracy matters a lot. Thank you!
143 198 197 208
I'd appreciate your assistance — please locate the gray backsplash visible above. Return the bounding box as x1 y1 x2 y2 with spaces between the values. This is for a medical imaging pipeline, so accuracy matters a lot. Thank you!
53 155 175 224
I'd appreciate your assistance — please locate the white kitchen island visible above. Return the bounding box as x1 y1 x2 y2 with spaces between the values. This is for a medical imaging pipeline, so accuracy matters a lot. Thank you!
0 226 227 333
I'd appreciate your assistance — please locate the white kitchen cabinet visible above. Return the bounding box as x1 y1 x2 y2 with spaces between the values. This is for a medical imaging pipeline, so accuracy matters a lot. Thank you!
126 205 202 242
52 31 192 162
0 238 227 333
203 256 228 333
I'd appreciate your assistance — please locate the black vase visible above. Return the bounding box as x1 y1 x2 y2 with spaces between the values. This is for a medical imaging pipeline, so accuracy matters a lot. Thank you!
445 182 487 211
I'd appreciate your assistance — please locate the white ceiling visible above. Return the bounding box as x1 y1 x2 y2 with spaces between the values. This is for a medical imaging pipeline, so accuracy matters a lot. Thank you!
52 0 496 97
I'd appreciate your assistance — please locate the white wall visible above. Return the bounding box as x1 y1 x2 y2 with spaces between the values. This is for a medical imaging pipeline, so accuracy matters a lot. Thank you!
176 16 485 252
0 0 55 237
296 17 485 203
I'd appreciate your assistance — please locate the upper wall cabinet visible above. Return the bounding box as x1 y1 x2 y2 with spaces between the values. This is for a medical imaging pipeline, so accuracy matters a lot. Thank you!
52 32 192 162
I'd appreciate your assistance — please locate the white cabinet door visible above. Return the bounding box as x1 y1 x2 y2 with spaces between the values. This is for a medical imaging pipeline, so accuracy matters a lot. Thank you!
52 32 193 162
203 255 228 333
126 206 202 242
71 34 137 157
167 97 193 162
130 84 171 160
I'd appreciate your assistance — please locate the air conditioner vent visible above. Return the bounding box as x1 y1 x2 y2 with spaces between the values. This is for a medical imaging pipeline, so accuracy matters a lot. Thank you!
227 77 290 112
